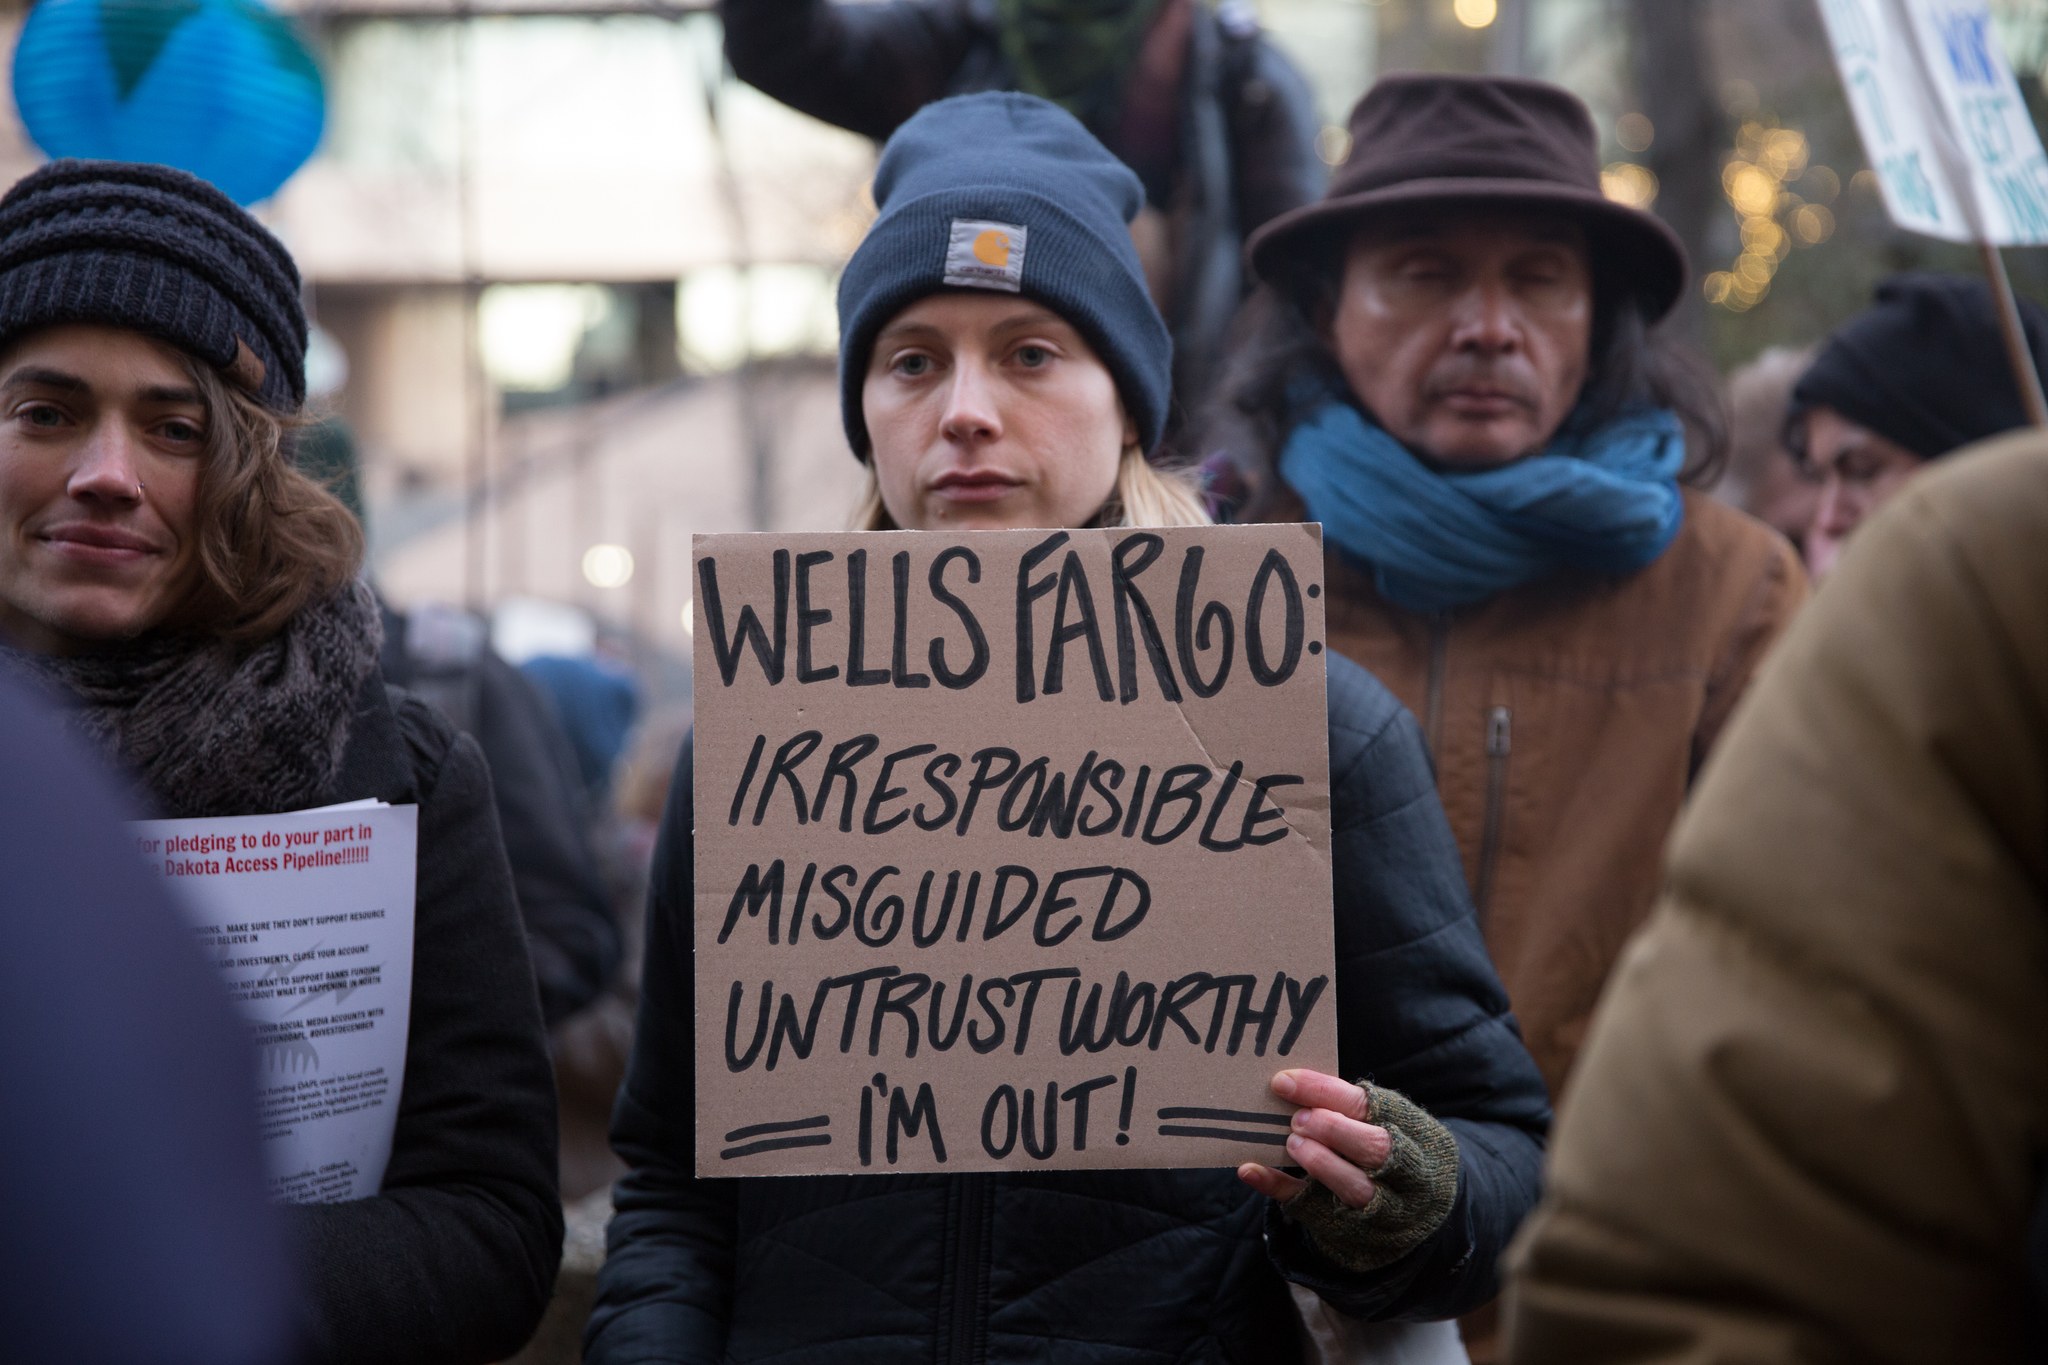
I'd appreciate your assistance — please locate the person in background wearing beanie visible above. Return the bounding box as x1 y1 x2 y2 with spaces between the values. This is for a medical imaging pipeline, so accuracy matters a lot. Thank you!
1208 75 1805 1356
587 92 1548 1365
1789 271 2048 579
0 161 561 1364
717 0 1323 429
1502 426 2048 1364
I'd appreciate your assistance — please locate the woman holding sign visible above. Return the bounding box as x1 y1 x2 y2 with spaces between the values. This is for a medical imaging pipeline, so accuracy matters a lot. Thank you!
591 93 1548 1364
0 162 561 1364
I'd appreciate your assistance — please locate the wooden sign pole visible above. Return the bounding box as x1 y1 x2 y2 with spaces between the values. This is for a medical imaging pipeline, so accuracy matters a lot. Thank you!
1979 240 2048 427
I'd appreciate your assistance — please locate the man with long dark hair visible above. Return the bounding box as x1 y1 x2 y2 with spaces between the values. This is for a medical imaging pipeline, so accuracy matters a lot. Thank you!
1205 74 1806 1357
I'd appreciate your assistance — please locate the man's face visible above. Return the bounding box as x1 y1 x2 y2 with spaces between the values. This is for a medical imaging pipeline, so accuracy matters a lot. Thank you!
1327 210 1595 468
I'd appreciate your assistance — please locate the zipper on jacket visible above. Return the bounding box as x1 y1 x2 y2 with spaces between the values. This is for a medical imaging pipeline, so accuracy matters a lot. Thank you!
946 1176 988 1364
1423 613 1450 762
1475 705 1512 918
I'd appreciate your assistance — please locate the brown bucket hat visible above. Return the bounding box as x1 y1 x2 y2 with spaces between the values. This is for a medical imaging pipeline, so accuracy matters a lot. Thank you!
1247 73 1688 322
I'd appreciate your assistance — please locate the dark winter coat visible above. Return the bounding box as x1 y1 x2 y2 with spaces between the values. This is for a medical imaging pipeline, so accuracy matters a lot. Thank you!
585 652 1548 1364
290 675 564 1364
718 0 1325 415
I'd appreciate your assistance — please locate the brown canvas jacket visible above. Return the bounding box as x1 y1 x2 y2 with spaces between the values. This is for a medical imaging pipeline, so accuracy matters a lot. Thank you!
1269 487 1805 1097
1503 431 2048 1362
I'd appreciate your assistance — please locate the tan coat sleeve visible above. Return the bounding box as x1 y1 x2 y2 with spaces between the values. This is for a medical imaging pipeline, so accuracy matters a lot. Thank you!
1692 528 1806 772
1503 433 2048 1364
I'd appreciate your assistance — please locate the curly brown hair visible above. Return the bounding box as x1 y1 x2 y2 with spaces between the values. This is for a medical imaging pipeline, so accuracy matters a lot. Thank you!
164 355 364 644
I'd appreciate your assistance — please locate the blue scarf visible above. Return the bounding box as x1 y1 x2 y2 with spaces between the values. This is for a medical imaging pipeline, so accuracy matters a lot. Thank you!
1280 401 1687 613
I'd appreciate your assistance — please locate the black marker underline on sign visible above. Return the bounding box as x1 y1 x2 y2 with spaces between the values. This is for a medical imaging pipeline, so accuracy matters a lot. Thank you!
1158 1126 1290 1146
1156 1107 1292 1126
1155 1107 1293 1146
724 1114 830 1143
721 1134 833 1160
720 1114 832 1160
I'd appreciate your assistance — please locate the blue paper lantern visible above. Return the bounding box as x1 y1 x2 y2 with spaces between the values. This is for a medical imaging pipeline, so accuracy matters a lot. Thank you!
13 0 326 206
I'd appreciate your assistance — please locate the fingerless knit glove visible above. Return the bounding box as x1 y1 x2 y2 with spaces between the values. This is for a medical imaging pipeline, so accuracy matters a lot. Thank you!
1280 1083 1460 1272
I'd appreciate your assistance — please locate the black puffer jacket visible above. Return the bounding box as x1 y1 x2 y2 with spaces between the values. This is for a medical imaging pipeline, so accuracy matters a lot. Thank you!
586 653 1548 1363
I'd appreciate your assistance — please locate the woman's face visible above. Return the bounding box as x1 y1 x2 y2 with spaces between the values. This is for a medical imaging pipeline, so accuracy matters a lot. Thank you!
862 293 1135 531
0 325 208 654
1799 404 1927 579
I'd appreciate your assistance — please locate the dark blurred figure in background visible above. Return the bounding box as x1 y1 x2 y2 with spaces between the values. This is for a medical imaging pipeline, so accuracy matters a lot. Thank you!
1 670 296 1365
1715 344 1816 554
1790 272 2048 579
514 650 650 1202
297 418 622 1030
379 599 621 1029
546 705 691 1202
522 650 641 813
1504 428 2048 1365
719 0 1323 429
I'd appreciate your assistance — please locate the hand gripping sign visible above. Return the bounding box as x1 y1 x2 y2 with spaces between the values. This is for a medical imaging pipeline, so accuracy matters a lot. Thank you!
691 526 1338 1176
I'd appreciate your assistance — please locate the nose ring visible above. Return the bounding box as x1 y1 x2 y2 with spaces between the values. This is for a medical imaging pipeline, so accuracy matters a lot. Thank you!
134 481 145 497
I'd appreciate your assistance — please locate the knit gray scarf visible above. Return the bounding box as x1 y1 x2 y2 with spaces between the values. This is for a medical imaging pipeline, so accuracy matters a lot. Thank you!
0 581 382 818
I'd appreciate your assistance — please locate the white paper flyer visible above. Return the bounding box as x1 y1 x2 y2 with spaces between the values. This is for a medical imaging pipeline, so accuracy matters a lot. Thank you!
130 801 418 1204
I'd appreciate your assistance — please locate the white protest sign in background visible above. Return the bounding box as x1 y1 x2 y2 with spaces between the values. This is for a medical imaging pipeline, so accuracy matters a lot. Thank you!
131 802 417 1204
1817 0 2048 243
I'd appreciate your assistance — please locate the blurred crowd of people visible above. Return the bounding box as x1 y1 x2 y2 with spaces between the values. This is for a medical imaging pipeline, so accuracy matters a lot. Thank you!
2 2 2044 1363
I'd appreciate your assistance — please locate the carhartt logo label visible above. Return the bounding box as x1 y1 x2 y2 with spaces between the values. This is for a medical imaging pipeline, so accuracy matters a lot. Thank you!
945 218 1027 291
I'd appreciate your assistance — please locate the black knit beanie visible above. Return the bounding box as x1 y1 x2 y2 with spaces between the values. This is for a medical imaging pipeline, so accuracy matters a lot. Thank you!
1790 271 2048 461
0 160 307 413
836 91 1172 459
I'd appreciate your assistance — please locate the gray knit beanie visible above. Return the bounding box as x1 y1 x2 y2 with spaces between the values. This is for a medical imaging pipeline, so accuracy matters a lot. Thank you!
0 160 307 412
836 92 1172 458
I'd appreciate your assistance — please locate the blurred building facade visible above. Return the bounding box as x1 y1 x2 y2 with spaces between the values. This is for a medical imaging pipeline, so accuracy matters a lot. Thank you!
8 0 2034 683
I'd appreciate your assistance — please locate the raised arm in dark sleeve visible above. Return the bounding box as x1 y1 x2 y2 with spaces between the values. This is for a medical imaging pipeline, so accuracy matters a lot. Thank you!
586 736 741 1364
1225 32 1325 235
1265 654 1550 1321
291 701 563 1365
718 0 975 139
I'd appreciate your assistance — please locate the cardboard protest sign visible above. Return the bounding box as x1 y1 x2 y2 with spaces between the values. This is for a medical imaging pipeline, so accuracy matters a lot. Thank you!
692 526 1336 1176
1817 0 2048 243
